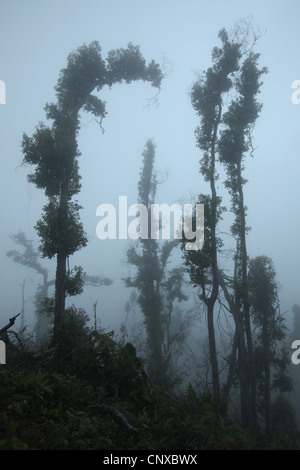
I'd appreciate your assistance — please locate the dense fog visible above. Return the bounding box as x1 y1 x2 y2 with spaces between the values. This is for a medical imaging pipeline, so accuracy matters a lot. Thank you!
1 0 300 450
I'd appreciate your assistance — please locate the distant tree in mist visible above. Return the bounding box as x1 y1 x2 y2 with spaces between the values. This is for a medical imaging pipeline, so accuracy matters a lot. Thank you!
124 140 187 385
7 231 113 347
21 42 163 348
248 255 292 434
124 140 164 383
290 304 300 341
7 231 54 346
160 257 188 362
288 304 300 428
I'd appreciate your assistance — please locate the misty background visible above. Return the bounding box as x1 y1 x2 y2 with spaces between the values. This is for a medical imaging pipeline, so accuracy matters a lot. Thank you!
0 0 299 352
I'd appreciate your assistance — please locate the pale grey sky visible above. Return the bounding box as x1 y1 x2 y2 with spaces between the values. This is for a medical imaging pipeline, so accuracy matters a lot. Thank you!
0 0 299 330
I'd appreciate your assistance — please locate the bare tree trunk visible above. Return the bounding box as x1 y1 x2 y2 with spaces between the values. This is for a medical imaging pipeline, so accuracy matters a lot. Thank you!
207 301 221 407
36 270 53 347
263 319 272 434
237 160 257 432
206 107 222 409
222 331 238 415
54 252 67 345
20 280 26 331
218 271 249 423
53 172 69 347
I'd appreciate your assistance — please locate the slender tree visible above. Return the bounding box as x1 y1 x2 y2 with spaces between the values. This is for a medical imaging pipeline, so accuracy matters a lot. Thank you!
218 51 268 430
290 304 300 341
288 304 300 427
186 25 267 429
161 264 188 354
188 28 241 410
160 243 188 379
248 256 292 433
124 140 187 385
125 140 164 383
22 42 162 347
7 231 53 345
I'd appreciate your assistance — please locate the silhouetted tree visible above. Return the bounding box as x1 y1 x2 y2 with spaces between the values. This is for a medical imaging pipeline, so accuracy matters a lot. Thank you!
124 140 187 385
218 49 267 431
124 140 164 383
7 231 113 347
290 304 300 341
286 304 300 426
22 42 162 347
248 256 292 433
186 24 267 429
7 231 54 345
188 27 243 412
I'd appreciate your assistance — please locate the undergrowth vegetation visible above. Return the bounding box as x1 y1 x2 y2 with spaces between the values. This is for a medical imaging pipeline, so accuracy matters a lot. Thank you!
0 308 298 450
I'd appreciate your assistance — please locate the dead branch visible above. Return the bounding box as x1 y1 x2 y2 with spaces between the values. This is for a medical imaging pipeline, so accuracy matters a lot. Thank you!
0 312 21 335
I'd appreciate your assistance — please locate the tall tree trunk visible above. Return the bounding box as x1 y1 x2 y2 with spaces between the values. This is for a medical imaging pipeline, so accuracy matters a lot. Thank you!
20 280 26 331
207 300 220 407
218 270 250 424
53 144 73 345
237 160 257 432
36 270 50 347
53 174 69 345
54 251 67 344
149 283 163 380
263 319 272 434
206 106 221 408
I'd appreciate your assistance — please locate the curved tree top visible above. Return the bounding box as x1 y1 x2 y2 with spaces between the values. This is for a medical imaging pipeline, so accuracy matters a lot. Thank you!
22 41 163 198
21 42 163 261
45 41 163 122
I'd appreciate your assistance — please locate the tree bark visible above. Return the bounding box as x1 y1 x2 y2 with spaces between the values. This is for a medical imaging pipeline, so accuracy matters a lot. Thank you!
206 105 222 408
218 270 250 424
207 300 220 407
53 164 70 347
237 160 257 432
263 318 272 434
54 251 67 344
36 270 53 347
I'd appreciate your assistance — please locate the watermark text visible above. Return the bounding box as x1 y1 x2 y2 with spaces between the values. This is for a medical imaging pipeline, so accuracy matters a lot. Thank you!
0 340 6 364
0 80 6 104
291 340 300 364
291 80 300 104
102 453 197 466
96 196 204 250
